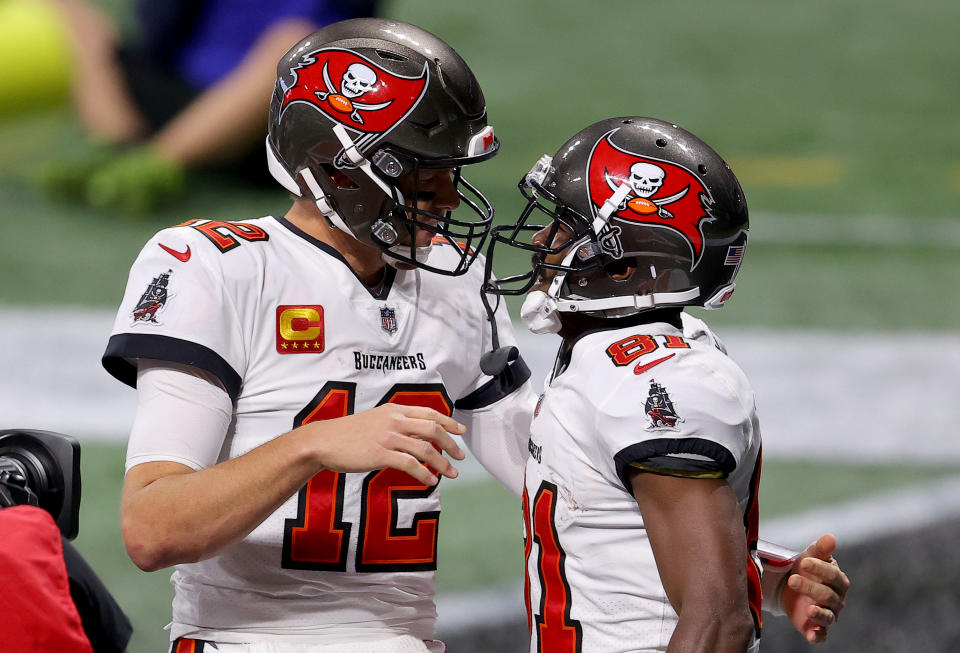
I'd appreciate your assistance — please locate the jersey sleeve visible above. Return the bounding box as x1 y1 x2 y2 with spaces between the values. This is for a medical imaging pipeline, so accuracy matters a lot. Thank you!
449 265 533 497
126 360 234 472
455 379 537 497
595 353 755 492
101 227 247 399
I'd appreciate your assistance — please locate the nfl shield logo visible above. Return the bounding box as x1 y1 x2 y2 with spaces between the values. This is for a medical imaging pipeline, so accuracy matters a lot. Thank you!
380 306 398 334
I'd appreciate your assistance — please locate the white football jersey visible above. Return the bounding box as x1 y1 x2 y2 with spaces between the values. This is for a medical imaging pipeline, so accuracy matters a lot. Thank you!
523 319 762 653
103 216 527 643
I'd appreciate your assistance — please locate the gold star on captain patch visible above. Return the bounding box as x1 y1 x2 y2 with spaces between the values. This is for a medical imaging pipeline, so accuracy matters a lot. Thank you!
313 342 321 349
292 342 299 349
280 343 288 350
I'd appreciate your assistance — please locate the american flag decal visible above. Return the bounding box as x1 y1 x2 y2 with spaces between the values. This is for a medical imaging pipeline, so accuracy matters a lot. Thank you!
724 245 746 266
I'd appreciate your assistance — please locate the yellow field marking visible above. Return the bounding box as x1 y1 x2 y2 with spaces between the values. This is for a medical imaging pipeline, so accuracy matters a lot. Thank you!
728 155 846 189
948 163 960 192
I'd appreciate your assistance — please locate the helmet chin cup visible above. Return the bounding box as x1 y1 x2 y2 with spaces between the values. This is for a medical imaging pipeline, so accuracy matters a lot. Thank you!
382 243 433 269
373 219 432 269
520 291 562 334
479 345 519 377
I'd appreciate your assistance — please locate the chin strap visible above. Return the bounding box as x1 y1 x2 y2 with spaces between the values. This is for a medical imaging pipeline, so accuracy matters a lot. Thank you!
266 130 406 239
298 166 353 234
538 233 701 317
554 287 702 313
381 245 433 270
331 124 404 204
332 124 422 255
266 136 353 233
593 180 632 234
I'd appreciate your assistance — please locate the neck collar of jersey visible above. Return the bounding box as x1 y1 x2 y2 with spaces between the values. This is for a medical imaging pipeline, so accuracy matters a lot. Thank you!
275 216 397 301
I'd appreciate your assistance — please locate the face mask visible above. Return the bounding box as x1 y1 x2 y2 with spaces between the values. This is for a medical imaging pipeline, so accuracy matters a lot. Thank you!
520 290 562 334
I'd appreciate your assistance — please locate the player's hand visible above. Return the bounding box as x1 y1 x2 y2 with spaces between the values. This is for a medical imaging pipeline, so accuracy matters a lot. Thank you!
309 403 467 485
780 533 850 643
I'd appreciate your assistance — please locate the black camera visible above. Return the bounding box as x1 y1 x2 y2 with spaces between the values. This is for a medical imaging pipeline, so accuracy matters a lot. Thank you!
0 429 82 539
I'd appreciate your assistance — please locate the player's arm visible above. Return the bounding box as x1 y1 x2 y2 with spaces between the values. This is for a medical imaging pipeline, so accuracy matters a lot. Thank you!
454 290 535 497
121 362 465 571
455 379 536 497
630 469 755 653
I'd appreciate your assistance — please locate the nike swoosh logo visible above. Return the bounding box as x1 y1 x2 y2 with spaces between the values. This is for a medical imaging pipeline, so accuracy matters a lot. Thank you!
633 353 676 376
159 243 191 262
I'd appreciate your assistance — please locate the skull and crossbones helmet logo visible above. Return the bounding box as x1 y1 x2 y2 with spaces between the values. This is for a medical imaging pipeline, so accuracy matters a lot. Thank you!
604 158 691 220
340 63 378 98
312 58 393 125
627 162 665 198
277 48 432 130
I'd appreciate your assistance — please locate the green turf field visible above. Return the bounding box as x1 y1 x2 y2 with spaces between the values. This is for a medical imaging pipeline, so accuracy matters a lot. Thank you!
72 443 959 653
1 0 957 650
1 0 958 328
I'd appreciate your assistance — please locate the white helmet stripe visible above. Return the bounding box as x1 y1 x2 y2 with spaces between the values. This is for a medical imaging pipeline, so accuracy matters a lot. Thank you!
592 180 632 234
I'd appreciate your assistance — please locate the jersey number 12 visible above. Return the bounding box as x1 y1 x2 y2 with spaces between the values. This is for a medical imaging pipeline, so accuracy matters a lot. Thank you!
281 381 451 572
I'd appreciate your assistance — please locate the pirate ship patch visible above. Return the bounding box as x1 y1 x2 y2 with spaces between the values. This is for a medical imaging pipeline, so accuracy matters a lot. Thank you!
131 270 173 325
644 379 683 431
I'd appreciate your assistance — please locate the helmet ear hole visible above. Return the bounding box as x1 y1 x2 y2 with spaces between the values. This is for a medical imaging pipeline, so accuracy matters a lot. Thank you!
603 256 637 281
319 164 359 190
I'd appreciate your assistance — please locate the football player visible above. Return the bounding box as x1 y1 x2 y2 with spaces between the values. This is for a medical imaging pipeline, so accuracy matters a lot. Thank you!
482 117 849 652
103 17 845 652
103 19 533 653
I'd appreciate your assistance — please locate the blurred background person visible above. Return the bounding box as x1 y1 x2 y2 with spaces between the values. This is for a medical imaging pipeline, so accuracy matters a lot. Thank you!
34 0 379 212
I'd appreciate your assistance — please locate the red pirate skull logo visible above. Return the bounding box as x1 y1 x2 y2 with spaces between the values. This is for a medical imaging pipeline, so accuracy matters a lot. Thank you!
588 132 714 268
279 48 429 134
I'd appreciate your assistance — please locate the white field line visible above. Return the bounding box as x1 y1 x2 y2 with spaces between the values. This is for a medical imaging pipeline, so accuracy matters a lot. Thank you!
757 473 960 550
749 213 960 248
514 328 960 465
2 308 960 468
436 474 960 634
